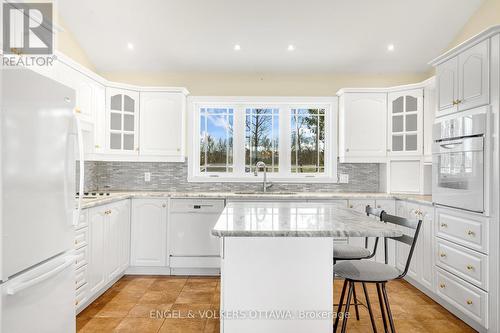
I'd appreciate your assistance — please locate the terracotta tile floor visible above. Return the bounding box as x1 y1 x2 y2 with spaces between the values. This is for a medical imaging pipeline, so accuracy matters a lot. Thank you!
77 275 476 333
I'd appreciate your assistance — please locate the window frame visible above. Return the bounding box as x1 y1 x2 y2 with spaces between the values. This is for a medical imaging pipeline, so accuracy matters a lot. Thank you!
187 96 338 183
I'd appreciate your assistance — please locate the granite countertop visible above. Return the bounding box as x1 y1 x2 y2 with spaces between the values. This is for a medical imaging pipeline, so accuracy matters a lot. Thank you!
79 191 433 209
211 202 404 237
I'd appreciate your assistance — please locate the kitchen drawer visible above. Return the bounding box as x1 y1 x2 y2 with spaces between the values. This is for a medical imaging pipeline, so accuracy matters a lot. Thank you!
75 264 88 290
75 282 89 310
436 267 488 327
170 199 225 213
75 209 88 230
435 207 488 254
74 227 88 249
74 246 88 269
436 238 488 290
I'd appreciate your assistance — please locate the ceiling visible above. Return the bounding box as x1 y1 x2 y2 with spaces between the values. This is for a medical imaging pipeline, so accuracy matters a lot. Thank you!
58 0 483 74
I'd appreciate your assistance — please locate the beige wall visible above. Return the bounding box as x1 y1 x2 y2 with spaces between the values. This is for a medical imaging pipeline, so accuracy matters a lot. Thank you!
100 71 428 96
55 13 95 71
449 0 500 48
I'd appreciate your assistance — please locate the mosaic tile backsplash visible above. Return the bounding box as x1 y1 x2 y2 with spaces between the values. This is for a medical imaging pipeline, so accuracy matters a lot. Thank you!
78 160 380 193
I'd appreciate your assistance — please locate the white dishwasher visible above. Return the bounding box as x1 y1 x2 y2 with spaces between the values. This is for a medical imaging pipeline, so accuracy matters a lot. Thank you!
169 199 225 272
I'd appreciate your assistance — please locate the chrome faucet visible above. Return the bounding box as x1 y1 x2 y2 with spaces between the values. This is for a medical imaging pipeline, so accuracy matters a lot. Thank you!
254 161 273 192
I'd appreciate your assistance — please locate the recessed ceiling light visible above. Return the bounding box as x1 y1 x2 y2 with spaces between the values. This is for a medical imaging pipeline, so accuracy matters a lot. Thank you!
234 44 241 51
387 44 395 52
127 42 134 50
287 44 295 51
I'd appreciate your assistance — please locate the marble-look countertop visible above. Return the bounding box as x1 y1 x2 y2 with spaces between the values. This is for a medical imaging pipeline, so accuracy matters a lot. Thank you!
79 191 433 209
211 202 404 237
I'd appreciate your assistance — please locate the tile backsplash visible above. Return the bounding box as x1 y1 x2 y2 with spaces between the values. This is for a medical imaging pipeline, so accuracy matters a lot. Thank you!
78 160 381 193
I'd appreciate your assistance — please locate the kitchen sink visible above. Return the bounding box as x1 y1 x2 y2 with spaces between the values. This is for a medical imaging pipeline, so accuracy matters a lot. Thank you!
234 191 297 195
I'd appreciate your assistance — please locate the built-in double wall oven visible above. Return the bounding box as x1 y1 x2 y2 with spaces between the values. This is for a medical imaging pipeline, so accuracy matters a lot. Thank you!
432 107 488 213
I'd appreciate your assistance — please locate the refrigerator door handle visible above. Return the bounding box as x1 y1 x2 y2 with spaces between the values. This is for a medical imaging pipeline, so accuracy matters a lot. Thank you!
6 256 75 295
74 116 85 226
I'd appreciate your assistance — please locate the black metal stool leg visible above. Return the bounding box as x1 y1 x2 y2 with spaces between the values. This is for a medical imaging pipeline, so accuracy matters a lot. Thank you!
352 282 360 320
341 281 354 333
382 283 396 333
362 282 377 333
333 279 348 332
376 283 389 333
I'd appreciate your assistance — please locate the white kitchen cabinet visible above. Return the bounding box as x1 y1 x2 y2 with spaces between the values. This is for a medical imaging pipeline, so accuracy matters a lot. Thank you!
458 40 490 111
437 57 458 113
387 89 423 156
423 78 436 162
86 200 131 307
338 92 387 162
93 84 107 154
106 200 131 280
436 39 489 116
106 87 140 154
130 199 168 267
139 92 186 159
395 201 434 292
87 207 106 296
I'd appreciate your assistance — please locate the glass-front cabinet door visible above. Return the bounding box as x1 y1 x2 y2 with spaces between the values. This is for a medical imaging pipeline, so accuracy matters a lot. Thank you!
106 88 139 154
388 89 423 156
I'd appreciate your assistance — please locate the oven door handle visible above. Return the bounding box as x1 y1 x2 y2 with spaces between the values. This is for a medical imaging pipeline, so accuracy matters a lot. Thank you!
439 141 463 149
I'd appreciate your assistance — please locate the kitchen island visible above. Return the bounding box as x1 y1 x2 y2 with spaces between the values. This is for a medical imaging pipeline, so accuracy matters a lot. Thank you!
212 201 403 333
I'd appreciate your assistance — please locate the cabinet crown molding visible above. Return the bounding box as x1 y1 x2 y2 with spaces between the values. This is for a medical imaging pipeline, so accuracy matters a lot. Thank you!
429 24 500 66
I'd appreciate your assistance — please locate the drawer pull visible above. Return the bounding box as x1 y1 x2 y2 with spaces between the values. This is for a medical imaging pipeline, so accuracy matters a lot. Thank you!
440 253 447 258
349 205 353 208
466 300 473 305
75 300 79 306
439 283 446 289
440 223 448 228
466 265 474 271
467 230 475 236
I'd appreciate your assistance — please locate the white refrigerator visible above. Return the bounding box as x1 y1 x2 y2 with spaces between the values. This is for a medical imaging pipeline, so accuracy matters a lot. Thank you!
0 68 82 333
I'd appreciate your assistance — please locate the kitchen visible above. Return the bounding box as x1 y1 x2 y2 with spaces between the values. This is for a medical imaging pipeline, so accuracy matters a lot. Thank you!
1 0 500 332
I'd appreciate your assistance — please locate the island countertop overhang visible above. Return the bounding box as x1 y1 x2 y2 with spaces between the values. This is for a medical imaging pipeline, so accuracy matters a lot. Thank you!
212 202 404 238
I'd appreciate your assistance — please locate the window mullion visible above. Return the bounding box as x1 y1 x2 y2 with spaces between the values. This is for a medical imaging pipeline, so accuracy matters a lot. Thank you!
233 105 246 175
279 106 292 177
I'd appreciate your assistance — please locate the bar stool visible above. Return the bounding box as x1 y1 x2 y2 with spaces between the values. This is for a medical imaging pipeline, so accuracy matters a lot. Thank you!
333 205 384 321
333 211 423 333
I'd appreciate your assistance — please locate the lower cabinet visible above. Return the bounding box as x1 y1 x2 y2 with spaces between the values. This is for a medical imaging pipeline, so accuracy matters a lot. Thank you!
130 199 168 267
394 200 434 291
80 199 131 313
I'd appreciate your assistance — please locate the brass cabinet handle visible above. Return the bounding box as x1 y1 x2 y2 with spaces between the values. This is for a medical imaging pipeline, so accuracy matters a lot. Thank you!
440 253 447 258
349 205 353 209
457 99 463 104
162 204 167 208
466 265 474 271
466 300 473 305
74 108 81 114
467 230 476 237
439 283 446 289
345 148 350 152
440 223 448 228
95 144 100 148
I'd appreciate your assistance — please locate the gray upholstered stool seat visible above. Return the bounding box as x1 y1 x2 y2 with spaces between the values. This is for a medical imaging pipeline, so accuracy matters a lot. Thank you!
333 260 402 282
333 244 371 259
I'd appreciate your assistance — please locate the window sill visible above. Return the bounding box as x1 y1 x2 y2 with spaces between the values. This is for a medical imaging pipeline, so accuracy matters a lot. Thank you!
187 175 339 184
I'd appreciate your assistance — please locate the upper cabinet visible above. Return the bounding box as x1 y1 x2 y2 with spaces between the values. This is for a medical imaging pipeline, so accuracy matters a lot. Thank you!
106 88 140 155
338 92 387 162
387 89 423 156
139 92 186 160
436 39 489 116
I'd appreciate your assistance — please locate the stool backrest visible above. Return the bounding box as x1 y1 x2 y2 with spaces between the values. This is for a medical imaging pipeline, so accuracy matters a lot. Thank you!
381 211 423 279
363 205 385 252
365 205 384 220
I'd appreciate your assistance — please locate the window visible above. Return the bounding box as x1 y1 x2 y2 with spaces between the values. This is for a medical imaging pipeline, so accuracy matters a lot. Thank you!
199 108 234 173
291 108 325 173
245 108 279 173
189 97 337 182
109 93 136 151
